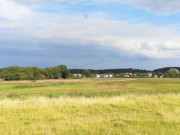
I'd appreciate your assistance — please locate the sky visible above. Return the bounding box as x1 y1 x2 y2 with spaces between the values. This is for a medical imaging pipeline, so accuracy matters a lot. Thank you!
1 0 180 70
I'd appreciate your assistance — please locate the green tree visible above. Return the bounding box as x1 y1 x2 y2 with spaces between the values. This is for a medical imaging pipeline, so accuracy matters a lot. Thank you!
119 73 125 78
83 70 92 78
113 73 118 78
168 68 179 78
44 67 61 79
58 65 70 79
157 71 163 77
21 67 34 80
164 73 170 78
137 73 146 78
1 66 22 80
175 74 180 78
32 67 45 80
0 65 70 80
129 75 136 78
152 72 156 78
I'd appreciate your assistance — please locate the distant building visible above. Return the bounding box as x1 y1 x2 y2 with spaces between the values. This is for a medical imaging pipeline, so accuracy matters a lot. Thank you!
125 73 132 78
154 75 158 78
96 74 101 78
83 75 87 78
125 73 132 75
73 74 82 77
125 74 129 78
147 73 152 78
104 74 113 78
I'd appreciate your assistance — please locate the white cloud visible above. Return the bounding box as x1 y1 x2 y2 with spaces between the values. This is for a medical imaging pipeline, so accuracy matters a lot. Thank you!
1 11 180 59
98 0 180 15
1 0 180 59
13 0 180 14
0 0 32 20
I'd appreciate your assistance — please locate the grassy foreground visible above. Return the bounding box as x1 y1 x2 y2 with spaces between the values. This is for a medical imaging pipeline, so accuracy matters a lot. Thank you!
0 79 180 135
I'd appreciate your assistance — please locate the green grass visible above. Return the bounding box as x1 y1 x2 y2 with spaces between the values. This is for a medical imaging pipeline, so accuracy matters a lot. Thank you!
0 78 180 99
0 79 180 135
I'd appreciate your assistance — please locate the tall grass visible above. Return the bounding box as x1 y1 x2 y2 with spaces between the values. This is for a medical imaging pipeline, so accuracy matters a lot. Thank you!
0 79 180 134
0 94 180 135
0 78 180 99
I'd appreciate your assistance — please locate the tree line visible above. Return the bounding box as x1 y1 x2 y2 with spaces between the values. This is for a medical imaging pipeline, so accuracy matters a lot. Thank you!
82 68 180 78
70 68 149 74
71 67 180 75
154 67 180 73
0 65 70 80
0 66 180 81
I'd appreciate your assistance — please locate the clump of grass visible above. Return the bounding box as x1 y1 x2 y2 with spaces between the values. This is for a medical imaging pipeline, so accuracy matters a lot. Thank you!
6 93 20 99
48 93 59 98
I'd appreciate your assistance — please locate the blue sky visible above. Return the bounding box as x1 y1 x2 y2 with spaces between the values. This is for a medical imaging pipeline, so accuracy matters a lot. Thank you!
1 0 180 69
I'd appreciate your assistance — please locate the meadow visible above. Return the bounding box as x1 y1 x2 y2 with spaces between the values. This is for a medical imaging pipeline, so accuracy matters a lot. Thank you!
0 79 179 135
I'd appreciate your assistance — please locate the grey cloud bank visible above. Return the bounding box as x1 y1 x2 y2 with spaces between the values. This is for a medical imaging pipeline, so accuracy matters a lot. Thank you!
115 0 180 15
1 0 180 69
0 39 177 70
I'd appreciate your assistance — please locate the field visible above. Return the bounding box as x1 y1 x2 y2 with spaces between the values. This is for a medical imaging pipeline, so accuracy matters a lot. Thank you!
0 79 180 135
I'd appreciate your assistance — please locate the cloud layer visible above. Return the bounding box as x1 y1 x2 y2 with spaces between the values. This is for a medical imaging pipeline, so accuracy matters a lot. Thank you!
0 0 32 20
115 0 180 15
1 0 180 59
13 0 180 14
1 0 180 69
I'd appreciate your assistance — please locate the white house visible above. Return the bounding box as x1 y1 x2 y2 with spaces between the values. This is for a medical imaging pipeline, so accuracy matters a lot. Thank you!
96 74 101 78
104 74 113 78
73 74 82 77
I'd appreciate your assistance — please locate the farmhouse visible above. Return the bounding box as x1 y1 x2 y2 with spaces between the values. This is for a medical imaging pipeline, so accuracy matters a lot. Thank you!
104 74 113 78
96 74 101 78
73 74 82 77
125 73 133 78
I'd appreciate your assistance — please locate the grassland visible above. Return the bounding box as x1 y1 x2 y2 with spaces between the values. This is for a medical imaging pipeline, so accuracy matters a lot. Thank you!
0 79 180 135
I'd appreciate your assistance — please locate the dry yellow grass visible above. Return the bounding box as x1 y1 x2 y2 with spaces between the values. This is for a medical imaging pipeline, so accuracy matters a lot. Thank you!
0 94 180 135
0 79 180 135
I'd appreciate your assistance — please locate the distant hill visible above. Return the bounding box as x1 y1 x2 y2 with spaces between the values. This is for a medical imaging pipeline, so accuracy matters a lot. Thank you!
153 67 180 73
71 67 180 74
70 68 150 74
